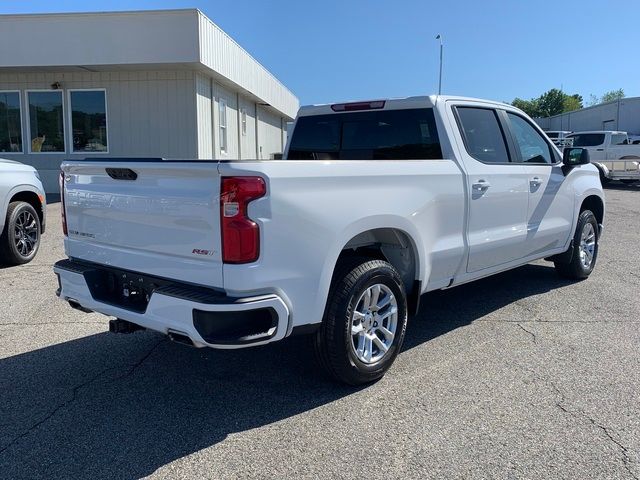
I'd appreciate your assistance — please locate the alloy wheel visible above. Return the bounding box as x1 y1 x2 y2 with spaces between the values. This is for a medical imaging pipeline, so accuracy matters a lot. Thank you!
350 283 398 364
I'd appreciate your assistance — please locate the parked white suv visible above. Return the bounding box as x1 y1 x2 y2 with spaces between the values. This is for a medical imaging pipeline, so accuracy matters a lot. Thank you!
0 159 46 265
54 96 604 384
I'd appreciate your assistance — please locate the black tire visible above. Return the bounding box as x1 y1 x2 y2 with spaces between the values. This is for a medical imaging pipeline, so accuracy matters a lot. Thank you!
0 201 41 266
314 258 408 385
554 210 599 280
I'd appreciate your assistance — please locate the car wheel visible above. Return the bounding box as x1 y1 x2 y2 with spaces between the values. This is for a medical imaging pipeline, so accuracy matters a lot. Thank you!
554 210 599 280
0 201 41 266
314 258 408 385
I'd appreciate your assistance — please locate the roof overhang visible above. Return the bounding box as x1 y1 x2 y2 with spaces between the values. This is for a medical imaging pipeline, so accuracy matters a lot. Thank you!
0 9 299 119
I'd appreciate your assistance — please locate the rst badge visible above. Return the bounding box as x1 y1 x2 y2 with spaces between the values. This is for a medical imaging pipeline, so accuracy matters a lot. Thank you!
192 249 215 256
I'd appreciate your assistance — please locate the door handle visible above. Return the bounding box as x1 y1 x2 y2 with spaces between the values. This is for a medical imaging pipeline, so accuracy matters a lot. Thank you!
472 180 491 191
530 177 542 188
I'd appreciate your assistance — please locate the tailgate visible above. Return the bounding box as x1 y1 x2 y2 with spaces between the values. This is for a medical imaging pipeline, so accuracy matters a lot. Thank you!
61 160 224 289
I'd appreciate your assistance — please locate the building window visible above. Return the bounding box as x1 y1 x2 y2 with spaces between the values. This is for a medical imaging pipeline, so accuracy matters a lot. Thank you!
0 91 22 153
219 98 227 154
27 91 65 153
69 90 108 153
241 108 247 136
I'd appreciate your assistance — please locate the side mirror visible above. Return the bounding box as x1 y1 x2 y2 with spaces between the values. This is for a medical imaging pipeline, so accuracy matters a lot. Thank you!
563 147 590 166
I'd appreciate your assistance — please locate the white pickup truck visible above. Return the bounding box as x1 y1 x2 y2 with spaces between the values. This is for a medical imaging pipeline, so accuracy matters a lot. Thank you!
544 130 573 148
565 131 640 184
55 96 605 384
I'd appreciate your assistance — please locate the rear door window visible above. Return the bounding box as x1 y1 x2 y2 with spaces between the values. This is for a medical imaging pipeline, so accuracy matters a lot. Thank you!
287 108 442 160
455 107 510 163
611 134 628 145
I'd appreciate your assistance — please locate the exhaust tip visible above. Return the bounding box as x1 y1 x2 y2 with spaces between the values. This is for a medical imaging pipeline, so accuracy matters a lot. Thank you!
67 299 93 314
167 330 194 347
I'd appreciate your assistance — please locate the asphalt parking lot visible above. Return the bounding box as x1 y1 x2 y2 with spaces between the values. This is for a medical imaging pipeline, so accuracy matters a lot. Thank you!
1 185 638 479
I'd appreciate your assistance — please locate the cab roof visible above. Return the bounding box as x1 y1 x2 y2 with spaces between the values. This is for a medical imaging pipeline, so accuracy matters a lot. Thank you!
296 95 513 117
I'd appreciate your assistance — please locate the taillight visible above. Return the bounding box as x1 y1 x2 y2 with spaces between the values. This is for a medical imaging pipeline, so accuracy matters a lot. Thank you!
59 171 68 236
220 176 266 264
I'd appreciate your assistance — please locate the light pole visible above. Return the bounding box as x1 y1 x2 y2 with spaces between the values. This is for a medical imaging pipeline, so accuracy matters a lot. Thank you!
436 34 443 95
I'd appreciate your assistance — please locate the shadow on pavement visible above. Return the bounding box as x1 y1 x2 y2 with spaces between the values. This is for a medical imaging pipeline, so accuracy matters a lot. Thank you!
603 182 640 191
0 264 571 478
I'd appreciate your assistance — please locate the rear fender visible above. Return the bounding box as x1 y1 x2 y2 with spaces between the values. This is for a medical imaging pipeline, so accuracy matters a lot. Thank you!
313 215 426 326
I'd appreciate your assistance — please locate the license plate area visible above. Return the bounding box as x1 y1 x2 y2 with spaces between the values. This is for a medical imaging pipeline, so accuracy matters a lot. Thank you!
83 266 175 313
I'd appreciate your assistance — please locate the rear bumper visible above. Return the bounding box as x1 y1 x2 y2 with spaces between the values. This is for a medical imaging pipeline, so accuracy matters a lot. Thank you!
54 259 290 349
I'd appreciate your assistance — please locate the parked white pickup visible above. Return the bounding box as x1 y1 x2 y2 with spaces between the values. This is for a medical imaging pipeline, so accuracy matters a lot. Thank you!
565 131 640 184
54 95 605 384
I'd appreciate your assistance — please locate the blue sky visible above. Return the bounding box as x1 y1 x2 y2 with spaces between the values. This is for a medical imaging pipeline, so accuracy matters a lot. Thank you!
3 1 639 106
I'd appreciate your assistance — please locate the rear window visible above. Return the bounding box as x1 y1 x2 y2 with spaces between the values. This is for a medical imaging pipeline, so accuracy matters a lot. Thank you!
567 133 605 147
545 132 559 139
287 108 442 160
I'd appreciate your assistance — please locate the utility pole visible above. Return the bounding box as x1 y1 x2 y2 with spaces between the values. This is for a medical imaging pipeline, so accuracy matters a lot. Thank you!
436 34 443 95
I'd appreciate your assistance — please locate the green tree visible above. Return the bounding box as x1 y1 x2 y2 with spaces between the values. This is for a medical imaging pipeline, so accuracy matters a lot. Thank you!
563 94 583 112
601 89 625 103
511 97 540 117
587 89 625 106
512 89 583 117
537 89 566 117
587 94 600 107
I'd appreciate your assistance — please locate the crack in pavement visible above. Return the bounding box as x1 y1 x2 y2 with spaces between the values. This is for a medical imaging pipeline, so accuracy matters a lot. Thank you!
511 315 638 479
516 347 638 479
548 380 638 480
516 323 537 344
0 337 166 456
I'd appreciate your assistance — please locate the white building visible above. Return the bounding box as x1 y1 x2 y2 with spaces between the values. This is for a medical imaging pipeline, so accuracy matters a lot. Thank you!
0 9 299 194
535 97 640 135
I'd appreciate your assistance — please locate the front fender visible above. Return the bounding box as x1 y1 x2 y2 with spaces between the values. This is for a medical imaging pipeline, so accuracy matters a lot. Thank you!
570 165 605 232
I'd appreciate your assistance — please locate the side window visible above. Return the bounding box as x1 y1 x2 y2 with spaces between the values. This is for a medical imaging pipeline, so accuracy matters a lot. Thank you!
28 91 65 153
69 90 108 152
507 113 554 164
611 134 627 145
0 91 22 153
456 107 510 163
218 98 227 154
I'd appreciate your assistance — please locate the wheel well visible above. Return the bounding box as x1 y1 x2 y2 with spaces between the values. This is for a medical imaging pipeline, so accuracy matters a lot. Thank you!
337 228 421 314
9 191 43 226
581 195 604 226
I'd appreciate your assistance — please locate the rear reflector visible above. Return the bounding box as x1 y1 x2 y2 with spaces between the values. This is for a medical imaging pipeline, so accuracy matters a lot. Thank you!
220 176 266 264
331 100 386 112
